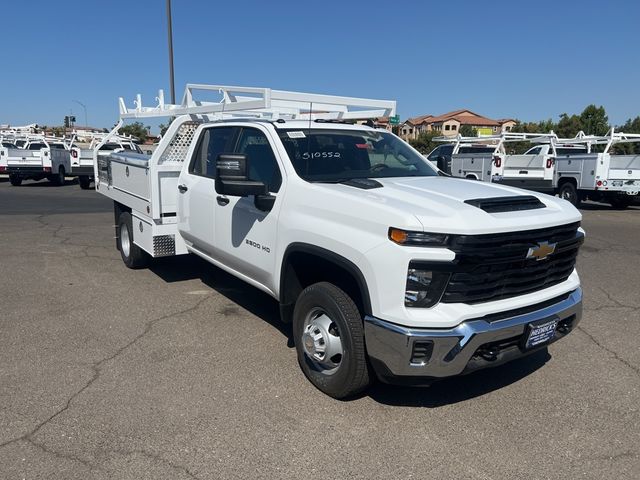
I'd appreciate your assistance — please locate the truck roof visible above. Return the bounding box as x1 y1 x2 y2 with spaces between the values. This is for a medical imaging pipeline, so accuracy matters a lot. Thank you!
197 118 381 132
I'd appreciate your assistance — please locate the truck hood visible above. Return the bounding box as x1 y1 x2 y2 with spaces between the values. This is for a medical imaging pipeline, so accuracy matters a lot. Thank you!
324 176 582 235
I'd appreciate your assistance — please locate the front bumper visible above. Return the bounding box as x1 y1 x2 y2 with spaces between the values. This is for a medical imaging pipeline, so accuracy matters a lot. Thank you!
365 287 582 384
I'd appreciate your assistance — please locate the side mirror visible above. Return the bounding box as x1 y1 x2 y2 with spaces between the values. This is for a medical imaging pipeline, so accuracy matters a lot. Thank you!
146 150 152 155
215 153 267 197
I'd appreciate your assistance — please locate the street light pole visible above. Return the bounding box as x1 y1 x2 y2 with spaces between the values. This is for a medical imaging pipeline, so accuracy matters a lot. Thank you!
166 0 176 105
73 100 88 127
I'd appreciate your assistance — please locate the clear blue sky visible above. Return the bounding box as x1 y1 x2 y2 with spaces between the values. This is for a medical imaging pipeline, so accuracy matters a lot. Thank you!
1 0 638 131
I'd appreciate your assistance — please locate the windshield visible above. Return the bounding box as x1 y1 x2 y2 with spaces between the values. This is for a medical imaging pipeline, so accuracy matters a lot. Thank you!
99 143 121 151
556 148 587 155
277 128 437 182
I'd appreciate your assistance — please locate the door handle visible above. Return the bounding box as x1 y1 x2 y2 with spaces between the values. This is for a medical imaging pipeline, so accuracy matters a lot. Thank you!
178 184 188 193
216 196 229 206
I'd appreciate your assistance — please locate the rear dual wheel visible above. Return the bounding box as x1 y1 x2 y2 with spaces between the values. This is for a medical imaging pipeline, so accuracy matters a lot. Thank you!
293 282 371 399
117 212 149 269
609 196 631 210
49 166 66 186
78 176 92 190
9 175 22 186
559 182 580 207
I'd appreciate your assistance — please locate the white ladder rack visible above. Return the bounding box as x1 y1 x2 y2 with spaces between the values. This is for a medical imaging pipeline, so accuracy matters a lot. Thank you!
118 84 396 121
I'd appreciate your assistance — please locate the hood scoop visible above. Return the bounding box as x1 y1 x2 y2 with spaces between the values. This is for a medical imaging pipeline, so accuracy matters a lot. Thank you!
464 195 545 213
341 178 383 190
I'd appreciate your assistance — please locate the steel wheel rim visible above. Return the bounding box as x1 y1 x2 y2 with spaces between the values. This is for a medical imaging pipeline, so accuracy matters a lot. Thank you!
561 186 574 202
301 308 344 375
121 224 131 258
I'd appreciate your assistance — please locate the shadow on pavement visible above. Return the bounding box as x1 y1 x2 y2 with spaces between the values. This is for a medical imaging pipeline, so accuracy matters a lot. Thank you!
19 179 78 188
149 254 292 343
149 255 552 406
579 201 639 211
367 348 550 407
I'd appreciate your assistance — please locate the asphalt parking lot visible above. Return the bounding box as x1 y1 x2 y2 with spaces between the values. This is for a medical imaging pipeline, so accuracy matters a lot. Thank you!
0 178 638 480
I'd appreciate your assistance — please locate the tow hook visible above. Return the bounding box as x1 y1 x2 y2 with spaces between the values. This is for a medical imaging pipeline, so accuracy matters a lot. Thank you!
478 346 499 361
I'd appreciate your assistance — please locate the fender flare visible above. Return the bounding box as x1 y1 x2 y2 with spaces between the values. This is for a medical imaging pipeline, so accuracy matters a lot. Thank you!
279 242 373 316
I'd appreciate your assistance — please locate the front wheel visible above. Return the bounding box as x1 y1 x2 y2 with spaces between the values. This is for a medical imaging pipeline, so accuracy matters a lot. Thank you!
9 174 22 186
293 282 371 399
559 182 580 207
117 212 149 269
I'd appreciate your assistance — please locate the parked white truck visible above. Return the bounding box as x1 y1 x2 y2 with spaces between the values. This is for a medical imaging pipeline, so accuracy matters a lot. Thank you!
448 131 640 208
5 135 71 186
95 84 584 398
69 132 142 189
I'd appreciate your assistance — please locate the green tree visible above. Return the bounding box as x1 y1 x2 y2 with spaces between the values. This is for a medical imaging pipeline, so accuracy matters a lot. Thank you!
51 126 65 137
620 116 640 133
615 116 640 153
158 119 173 137
409 131 443 154
556 113 583 138
459 125 477 137
509 119 557 153
580 105 608 135
118 121 148 143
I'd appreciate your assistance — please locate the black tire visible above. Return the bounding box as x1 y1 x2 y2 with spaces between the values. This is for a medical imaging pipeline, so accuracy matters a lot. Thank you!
50 166 65 186
293 282 370 399
559 182 580 207
78 176 92 190
117 212 149 269
608 196 631 210
9 175 22 186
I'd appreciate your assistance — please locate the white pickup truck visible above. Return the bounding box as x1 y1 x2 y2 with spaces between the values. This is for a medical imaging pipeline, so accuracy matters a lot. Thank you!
449 131 640 208
1 140 17 173
70 133 142 189
6 135 71 186
95 85 584 398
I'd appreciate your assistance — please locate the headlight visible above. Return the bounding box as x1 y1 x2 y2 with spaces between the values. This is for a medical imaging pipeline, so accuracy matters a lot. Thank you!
389 227 449 246
405 264 450 308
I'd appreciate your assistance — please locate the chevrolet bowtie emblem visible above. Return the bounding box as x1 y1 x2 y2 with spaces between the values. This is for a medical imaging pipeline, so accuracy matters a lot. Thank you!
527 241 556 261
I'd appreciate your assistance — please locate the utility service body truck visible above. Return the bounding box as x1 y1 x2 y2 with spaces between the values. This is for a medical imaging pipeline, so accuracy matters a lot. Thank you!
69 132 141 189
95 84 584 398
446 131 640 208
5 134 71 186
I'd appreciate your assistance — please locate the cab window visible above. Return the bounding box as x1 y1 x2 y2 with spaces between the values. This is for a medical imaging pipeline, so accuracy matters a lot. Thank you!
235 128 282 193
189 127 237 179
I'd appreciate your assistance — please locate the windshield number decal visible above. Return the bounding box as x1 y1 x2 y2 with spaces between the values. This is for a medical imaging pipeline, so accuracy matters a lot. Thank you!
302 151 341 160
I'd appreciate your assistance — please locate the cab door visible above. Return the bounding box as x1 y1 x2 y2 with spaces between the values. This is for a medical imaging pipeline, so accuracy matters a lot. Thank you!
177 126 238 257
213 126 284 290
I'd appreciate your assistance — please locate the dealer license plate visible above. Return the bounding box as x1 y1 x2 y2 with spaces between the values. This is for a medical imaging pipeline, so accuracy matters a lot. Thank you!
525 318 558 349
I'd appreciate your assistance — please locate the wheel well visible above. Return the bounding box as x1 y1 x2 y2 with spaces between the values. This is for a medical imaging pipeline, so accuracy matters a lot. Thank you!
558 177 577 188
279 246 372 323
465 174 478 180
